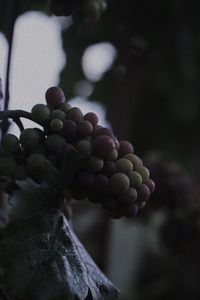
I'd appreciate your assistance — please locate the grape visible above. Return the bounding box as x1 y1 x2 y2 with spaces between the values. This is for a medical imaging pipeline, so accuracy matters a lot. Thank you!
107 149 118 161
55 142 74 163
84 112 99 126
76 171 95 189
110 172 130 195
2 134 20 153
66 107 84 122
93 126 114 139
137 184 150 202
116 158 133 175
45 134 66 153
45 86 65 108
146 178 155 193
50 109 66 121
118 187 137 205
93 174 109 194
114 137 120 150
20 129 40 150
31 104 50 124
76 140 92 155
92 135 115 160
26 153 46 176
102 161 117 177
60 120 77 139
129 171 142 188
33 128 46 143
31 143 47 155
77 120 93 137
135 165 150 183
87 156 104 173
122 204 139 217
50 119 64 131
118 140 134 157
124 153 140 167
0 157 17 176
12 165 27 180
59 102 72 113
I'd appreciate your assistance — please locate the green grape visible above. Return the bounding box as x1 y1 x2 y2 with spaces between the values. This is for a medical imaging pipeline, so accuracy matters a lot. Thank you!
59 102 72 113
50 109 66 121
12 165 27 180
2 133 20 153
45 133 66 153
116 158 133 175
110 172 130 195
107 149 118 161
66 107 84 122
129 171 142 188
50 119 64 131
87 155 104 173
135 165 150 183
76 140 92 155
20 129 40 150
0 157 17 176
124 153 140 167
33 128 46 143
26 153 47 176
31 104 51 124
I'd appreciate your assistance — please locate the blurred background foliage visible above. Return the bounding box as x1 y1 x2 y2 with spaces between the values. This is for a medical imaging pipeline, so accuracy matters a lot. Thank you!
2 1 200 300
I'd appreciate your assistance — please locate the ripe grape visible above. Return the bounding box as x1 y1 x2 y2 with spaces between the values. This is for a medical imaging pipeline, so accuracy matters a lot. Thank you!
129 171 142 188
124 153 140 167
122 204 139 217
31 104 50 124
77 120 93 137
45 134 66 153
2 133 20 153
116 158 133 175
92 135 115 160
110 172 130 195
45 86 65 108
135 165 150 183
59 102 72 113
50 119 63 131
76 140 92 155
66 107 84 122
137 184 150 202
102 161 117 176
50 109 66 121
118 140 134 157
93 126 114 139
20 129 40 150
0 157 17 176
87 156 104 173
118 187 137 205
76 171 95 189
93 174 109 194
84 112 99 126
146 178 155 193
60 120 77 139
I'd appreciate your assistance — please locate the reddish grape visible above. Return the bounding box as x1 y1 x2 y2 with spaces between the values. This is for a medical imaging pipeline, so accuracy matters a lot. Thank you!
122 204 139 217
45 86 65 108
102 161 117 177
93 127 114 139
60 120 77 139
137 184 150 202
92 135 115 160
77 120 93 137
118 140 134 157
146 178 155 193
84 112 99 126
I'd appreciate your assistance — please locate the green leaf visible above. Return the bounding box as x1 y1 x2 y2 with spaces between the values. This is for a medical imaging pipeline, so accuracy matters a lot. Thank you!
0 180 119 300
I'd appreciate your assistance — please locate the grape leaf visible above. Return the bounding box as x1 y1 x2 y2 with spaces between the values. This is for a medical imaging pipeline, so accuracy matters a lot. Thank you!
0 180 119 300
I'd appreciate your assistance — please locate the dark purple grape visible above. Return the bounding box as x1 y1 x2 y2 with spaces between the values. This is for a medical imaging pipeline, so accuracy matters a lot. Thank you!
122 204 139 217
118 187 137 205
93 174 109 195
118 140 134 157
93 126 114 139
102 161 117 177
60 120 77 139
45 86 65 108
137 184 150 202
76 171 95 189
146 178 155 193
55 142 74 162
84 112 99 126
77 120 93 136
92 135 115 160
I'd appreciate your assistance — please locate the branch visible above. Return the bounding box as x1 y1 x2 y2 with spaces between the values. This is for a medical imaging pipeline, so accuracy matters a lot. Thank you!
0 110 42 129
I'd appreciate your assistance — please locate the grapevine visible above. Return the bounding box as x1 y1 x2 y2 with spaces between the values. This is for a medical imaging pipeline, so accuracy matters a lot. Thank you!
0 86 155 219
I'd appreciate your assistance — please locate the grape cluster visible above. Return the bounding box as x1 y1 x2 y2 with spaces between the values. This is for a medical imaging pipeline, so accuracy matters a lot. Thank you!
0 86 155 218
49 0 107 22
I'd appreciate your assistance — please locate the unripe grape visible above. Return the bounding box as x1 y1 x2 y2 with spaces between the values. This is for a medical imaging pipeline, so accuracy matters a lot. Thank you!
50 109 66 121
45 134 66 153
12 165 27 180
59 102 72 113
135 165 150 183
110 172 130 195
84 112 99 126
33 128 46 143
60 120 77 139
31 104 50 124
137 184 150 202
92 135 115 160
20 129 40 150
0 157 17 176
2 134 20 153
45 86 65 108
116 158 133 175
76 140 92 155
129 171 142 188
50 119 63 131
118 140 134 157
77 120 93 137
87 156 104 173
107 149 118 161
26 153 46 176
31 143 47 155
124 153 140 168
118 187 137 205
66 107 84 122
93 174 109 195
102 161 117 176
